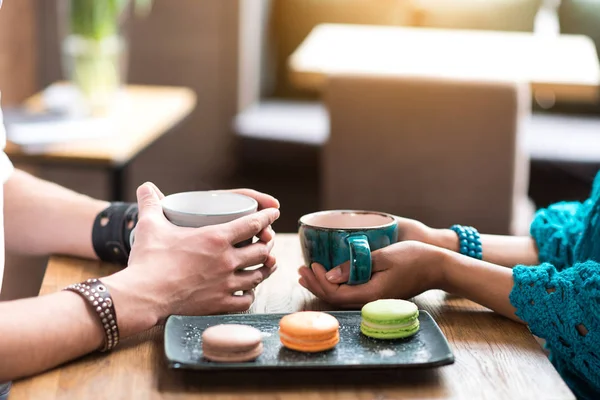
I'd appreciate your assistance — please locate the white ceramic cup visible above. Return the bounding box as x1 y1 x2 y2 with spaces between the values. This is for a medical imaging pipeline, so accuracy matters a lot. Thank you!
161 191 258 228
130 191 258 247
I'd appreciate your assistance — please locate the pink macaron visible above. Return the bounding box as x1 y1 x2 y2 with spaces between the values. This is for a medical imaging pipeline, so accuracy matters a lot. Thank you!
202 324 263 363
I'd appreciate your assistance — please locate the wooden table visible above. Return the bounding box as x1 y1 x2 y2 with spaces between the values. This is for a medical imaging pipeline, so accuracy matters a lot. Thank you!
289 24 600 103
12 234 574 399
5 84 196 201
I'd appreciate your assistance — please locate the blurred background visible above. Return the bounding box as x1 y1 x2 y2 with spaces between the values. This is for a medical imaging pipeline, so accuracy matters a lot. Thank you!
0 0 599 237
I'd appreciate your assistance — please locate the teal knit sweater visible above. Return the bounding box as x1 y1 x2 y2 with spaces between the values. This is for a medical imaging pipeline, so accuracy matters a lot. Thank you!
510 171 600 400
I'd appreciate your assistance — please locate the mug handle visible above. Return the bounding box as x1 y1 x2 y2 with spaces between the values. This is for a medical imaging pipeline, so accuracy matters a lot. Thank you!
346 234 372 285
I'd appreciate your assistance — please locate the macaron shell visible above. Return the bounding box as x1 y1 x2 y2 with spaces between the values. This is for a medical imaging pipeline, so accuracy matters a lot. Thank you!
202 324 264 362
202 324 262 350
279 311 340 353
279 311 340 337
280 331 340 352
360 319 420 339
203 342 264 363
360 299 420 339
361 299 418 321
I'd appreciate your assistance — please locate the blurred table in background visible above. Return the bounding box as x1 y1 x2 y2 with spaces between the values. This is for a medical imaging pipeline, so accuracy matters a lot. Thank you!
4 84 197 201
289 24 600 104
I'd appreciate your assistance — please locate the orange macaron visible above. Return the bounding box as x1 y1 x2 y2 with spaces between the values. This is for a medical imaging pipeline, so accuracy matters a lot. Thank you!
279 311 340 352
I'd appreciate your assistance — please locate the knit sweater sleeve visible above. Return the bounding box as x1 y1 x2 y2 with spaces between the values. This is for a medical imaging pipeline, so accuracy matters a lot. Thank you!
529 200 591 270
510 262 600 394
531 172 600 270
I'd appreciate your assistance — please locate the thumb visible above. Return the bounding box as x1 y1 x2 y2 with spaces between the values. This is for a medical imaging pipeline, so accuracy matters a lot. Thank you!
136 182 163 217
325 250 389 283
324 261 351 284
146 182 165 200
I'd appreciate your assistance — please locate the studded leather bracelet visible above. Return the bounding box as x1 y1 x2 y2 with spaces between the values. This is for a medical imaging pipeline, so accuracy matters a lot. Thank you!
64 279 120 352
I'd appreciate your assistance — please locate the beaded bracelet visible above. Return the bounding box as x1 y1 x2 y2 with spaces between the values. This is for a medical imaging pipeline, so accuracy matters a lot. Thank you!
64 279 120 352
450 225 483 260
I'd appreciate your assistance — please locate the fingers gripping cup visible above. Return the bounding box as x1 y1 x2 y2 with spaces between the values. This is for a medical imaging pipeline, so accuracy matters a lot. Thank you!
298 210 398 285
130 191 258 247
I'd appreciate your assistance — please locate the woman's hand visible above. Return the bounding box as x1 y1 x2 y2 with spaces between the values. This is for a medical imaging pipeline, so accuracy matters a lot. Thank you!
103 183 281 337
395 216 459 251
299 239 522 322
298 241 444 309
396 217 435 242
395 216 540 268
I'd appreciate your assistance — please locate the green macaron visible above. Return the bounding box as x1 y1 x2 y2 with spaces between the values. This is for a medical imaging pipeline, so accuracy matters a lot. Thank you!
360 299 420 339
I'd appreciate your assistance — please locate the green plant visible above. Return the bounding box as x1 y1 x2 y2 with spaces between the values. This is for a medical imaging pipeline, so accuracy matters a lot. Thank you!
64 0 152 114
70 0 153 39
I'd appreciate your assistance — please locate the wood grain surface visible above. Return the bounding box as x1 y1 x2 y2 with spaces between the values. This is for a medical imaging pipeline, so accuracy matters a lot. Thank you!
11 234 574 400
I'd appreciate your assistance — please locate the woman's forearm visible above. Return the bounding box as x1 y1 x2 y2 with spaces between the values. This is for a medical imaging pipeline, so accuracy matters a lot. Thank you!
432 229 539 268
3 169 109 259
436 247 524 323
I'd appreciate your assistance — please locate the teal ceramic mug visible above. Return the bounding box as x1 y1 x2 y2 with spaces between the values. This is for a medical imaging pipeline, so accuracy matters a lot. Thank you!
298 210 399 285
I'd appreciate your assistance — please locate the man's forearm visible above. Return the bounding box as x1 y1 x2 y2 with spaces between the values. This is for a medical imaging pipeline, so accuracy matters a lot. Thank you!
0 271 159 382
0 291 104 381
3 169 109 258
433 229 539 268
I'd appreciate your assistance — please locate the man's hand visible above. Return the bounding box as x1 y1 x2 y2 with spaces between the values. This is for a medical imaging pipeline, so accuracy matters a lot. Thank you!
227 188 280 210
103 183 280 336
0 182 281 382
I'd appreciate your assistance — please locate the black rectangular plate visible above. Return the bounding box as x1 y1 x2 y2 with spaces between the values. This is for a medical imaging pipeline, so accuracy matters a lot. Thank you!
164 310 454 370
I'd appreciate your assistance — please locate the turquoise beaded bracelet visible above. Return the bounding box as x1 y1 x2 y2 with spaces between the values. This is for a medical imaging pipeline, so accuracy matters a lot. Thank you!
450 225 482 260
